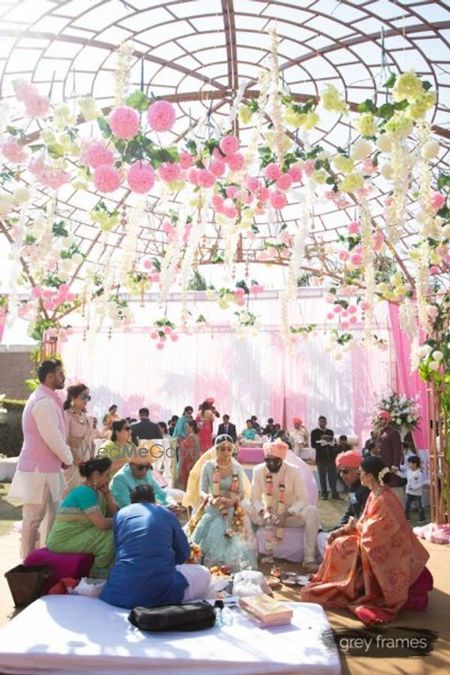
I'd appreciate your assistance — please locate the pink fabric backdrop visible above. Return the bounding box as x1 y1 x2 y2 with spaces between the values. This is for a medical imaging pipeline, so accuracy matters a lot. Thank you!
60 327 394 444
388 303 429 449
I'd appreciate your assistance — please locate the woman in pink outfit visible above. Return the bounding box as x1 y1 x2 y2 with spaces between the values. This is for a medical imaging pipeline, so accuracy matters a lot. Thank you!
196 398 219 453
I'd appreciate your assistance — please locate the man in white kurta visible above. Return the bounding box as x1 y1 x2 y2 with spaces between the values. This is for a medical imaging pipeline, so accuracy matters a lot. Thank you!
287 417 310 458
251 440 319 570
9 359 73 559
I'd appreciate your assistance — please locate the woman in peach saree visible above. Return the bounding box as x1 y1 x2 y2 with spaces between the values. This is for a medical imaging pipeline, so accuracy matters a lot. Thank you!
302 456 430 625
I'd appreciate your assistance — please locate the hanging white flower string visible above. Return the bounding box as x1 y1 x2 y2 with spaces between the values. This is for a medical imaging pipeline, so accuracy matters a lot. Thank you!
113 42 134 106
269 26 286 165
5 190 32 329
386 138 411 242
244 69 270 169
360 198 375 344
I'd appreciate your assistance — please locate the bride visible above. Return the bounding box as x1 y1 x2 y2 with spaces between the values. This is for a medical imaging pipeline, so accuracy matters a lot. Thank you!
187 434 256 571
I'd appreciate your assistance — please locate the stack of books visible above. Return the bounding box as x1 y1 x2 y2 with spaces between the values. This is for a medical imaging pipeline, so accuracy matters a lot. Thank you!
239 594 293 627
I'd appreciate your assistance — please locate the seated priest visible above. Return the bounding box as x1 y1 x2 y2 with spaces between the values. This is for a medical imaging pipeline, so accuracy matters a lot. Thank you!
100 485 211 609
251 440 320 571
110 445 180 510
317 450 370 558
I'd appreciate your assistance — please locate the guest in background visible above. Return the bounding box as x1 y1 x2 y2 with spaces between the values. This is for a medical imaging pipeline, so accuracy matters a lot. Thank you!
102 404 119 436
63 384 95 492
178 420 201 490
336 435 351 454
168 415 179 436
250 415 262 434
375 411 404 504
196 399 218 453
89 416 103 440
241 419 258 442
173 406 194 440
302 457 429 625
9 359 73 559
98 419 135 475
288 417 309 457
262 418 275 437
47 456 117 577
362 431 377 457
311 415 341 500
274 428 292 448
100 484 211 609
402 441 418 464
217 414 237 443
110 447 176 509
158 421 170 438
271 423 282 440
130 407 162 445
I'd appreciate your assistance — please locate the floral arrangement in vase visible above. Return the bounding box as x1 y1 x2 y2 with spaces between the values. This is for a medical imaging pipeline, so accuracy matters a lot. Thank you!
373 392 420 431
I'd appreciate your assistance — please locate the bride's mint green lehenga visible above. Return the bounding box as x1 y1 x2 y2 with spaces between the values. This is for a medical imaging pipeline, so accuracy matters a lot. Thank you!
190 460 257 571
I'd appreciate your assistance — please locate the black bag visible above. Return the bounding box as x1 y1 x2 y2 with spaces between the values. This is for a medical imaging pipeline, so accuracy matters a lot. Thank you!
128 601 216 632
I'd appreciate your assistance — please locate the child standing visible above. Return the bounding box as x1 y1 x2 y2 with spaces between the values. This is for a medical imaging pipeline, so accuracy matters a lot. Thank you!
404 455 426 522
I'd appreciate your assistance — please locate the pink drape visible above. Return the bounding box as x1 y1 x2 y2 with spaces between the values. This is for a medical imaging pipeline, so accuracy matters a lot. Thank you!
60 326 394 442
388 302 429 449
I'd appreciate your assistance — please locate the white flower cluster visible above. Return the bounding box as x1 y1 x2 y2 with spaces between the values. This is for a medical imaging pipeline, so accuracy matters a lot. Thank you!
374 392 420 429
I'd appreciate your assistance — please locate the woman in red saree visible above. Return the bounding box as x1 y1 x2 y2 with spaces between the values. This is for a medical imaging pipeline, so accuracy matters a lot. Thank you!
178 420 201 490
301 456 430 625
196 399 219 454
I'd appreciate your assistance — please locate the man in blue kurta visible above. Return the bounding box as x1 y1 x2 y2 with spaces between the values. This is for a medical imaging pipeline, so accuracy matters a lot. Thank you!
100 485 211 608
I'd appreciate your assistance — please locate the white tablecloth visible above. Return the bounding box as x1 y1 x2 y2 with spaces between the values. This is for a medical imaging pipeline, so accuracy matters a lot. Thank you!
0 596 340 675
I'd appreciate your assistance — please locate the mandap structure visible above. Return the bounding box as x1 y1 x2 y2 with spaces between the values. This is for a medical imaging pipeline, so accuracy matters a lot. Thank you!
0 0 449 523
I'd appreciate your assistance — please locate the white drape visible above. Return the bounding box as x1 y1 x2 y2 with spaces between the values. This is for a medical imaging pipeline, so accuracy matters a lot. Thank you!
61 324 394 444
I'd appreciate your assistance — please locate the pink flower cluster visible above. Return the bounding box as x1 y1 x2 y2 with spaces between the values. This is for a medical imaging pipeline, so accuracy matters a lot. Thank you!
31 283 76 311
14 81 49 118
142 258 160 282
29 158 70 190
150 324 178 349
431 192 445 211
161 220 176 243
127 161 155 193
81 141 114 168
94 165 121 193
326 303 360 329
234 287 246 306
147 100 176 132
1 138 28 164
159 162 182 182
109 106 140 140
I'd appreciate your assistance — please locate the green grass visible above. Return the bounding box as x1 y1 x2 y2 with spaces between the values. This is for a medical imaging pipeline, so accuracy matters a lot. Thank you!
0 482 22 537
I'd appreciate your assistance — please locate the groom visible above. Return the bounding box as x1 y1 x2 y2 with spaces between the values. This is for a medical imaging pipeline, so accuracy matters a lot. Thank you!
251 440 319 570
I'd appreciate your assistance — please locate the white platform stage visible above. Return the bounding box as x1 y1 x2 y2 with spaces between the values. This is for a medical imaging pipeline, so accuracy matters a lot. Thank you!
0 596 340 675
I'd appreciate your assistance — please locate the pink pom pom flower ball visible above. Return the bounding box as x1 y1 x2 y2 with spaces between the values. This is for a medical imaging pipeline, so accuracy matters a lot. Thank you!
147 100 176 132
265 163 281 181
93 165 121 193
127 161 155 193
219 135 240 156
109 106 140 140
82 141 114 169
270 191 287 210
